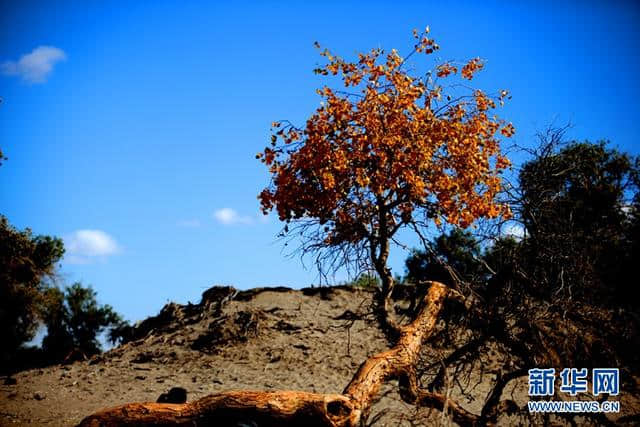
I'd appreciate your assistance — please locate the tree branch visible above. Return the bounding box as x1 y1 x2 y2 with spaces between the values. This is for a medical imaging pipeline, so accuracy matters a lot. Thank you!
78 282 470 427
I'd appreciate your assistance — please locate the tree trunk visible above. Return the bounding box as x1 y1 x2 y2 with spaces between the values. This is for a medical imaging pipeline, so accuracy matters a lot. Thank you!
78 391 356 427
374 263 401 342
370 208 401 342
343 280 449 416
78 282 473 427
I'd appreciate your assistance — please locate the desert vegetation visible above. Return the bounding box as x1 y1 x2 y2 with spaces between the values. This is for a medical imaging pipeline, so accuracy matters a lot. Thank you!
2 24 639 427
74 30 639 426
1 215 127 373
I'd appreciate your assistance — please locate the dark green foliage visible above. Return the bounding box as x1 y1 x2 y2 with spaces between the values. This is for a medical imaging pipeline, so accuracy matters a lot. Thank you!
520 142 632 238
41 283 124 361
404 228 484 285
404 137 640 374
346 273 380 288
517 141 638 304
1 215 127 371
479 236 521 302
626 181 640 293
405 139 639 308
0 215 64 365
107 319 135 345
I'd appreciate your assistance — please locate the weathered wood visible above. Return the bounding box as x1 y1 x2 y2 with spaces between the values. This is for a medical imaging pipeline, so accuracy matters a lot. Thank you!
78 281 468 426
79 391 356 427
343 281 450 414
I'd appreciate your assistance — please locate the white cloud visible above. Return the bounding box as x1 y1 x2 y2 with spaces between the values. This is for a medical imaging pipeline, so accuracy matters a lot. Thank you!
177 219 201 228
65 230 120 264
1 46 66 83
213 208 254 225
503 223 526 240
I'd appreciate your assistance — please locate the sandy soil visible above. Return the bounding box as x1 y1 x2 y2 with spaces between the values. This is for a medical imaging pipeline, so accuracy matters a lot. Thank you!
0 285 637 426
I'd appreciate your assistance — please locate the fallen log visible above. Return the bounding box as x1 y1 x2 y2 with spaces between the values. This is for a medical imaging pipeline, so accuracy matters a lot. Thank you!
79 391 356 427
78 281 470 426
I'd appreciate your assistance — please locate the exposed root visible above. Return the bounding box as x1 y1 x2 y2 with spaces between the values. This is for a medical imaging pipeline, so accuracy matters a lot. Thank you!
78 282 471 427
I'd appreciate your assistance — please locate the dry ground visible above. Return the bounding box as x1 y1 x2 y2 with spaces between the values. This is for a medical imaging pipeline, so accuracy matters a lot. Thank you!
1 285 637 426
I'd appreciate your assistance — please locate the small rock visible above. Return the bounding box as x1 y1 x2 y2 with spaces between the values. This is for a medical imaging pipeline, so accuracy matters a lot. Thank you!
157 387 187 403
269 355 281 363
34 392 45 400
132 352 154 364
135 375 146 380
293 343 311 353
275 320 301 332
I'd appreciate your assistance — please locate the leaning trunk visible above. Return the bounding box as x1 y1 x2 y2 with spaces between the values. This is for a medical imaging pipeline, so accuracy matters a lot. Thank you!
78 282 475 427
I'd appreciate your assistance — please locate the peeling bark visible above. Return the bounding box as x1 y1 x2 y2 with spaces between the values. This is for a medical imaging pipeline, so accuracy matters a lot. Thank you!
343 281 453 415
79 391 356 427
78 282 468 427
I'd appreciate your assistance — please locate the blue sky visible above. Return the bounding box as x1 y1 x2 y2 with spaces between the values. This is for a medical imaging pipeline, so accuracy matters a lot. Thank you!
1 1 639 323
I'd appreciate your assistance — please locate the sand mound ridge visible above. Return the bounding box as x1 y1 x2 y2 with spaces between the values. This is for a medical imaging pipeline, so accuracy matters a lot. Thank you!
2 284 638 426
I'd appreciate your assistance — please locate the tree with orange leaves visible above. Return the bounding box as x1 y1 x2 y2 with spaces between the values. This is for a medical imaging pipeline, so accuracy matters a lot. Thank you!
258 28 514 339
78 29 516 426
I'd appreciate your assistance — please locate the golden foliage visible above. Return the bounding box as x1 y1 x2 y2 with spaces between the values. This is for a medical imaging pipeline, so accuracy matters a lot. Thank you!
258 28 513 239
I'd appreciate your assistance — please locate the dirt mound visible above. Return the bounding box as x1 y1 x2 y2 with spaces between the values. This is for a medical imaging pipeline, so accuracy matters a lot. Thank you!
0 285 392 426
1 285 638 426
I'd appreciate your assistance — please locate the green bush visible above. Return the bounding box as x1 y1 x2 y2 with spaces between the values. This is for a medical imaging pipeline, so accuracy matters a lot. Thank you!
345 274 380 288
41 283 125 361
0 216 64 365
